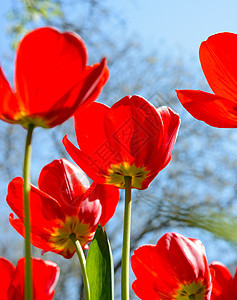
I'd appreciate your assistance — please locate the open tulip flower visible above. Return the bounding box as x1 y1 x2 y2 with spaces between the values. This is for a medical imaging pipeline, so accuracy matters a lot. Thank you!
0 26 109 129
63 95 180 189
210 261 237 299
176 32 237 128
0 257 59 300
6 158 119 258
131 232 212 300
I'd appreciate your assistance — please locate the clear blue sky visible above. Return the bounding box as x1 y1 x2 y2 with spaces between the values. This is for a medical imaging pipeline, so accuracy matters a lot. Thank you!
110 0 237 58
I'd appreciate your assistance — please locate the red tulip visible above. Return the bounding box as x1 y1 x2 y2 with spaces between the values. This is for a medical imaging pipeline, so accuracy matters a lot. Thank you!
210 261 237 299
176 32 237 128
0 27 109 129
131 232 212 300
7 159 119 259
0 257 59 300
63 95 180 189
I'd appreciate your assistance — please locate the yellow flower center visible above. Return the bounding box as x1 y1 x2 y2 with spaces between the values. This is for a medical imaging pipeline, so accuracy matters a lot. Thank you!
175 281 206 300
105 162 149 189
49 216 94 255
14 111 49 128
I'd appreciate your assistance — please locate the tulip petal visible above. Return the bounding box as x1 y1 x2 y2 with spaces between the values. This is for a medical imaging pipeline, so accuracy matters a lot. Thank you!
132 244 180 295
200 32 237 101
71 59 109 112
132 279 159 300
38 159 90 213
176 89 237 127
15 27 87 115
231 268 237 298
0 67 20 123
156 106 181 159
77 197 102 229
47 58 109 127
7 258 59 300
209 261 232 297
81 61 109 107
104 95 161 165
0 258 15 300
7 177 64 228
86 182 120 226
74 101 121 175
145 106 180 184
74 102 110 155
30 258 60 299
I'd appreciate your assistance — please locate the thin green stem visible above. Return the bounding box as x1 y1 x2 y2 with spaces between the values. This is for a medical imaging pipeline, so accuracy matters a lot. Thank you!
23 124 34 300
121 176 132 300
70 233 90 300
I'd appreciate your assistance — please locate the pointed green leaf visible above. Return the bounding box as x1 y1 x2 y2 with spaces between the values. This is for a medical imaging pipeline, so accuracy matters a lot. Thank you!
86 225 114 300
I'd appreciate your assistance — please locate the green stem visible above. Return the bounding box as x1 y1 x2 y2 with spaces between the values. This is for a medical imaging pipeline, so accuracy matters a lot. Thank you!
70 233 90 300
23 124 34 300
121 176 132 300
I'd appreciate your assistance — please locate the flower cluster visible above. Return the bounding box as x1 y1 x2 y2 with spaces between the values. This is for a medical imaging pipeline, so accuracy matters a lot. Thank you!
1 25 181 299
1 24 236 300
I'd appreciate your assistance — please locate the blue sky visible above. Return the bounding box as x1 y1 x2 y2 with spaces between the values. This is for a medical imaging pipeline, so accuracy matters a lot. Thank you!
2 1 237 63
110 0 237 57
0 3 10 49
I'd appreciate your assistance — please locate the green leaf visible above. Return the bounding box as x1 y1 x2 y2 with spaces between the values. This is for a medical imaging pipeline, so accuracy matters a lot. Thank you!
86 225 114 300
